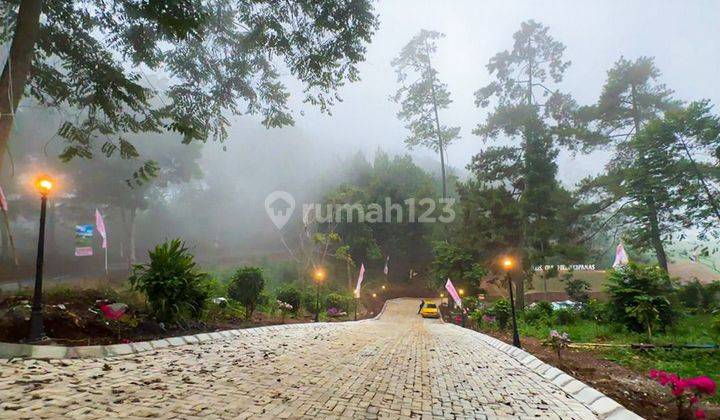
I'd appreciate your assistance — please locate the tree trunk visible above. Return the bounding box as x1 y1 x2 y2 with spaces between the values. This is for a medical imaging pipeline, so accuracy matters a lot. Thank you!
429 79 447 198
129 207 137 264
424 39 447 199
630 83 669 272
646 197 669 272
0 0 43 173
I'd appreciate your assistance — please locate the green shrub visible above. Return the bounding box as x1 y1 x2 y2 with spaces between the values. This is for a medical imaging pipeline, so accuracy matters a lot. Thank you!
580 298 611 323
554 307 577 325
524 302 553 325
325 292 353 312
302 289 319 314
227 266 266 319
129 239 210 323
276 285 302 314
461 296 480 312
677 280 720 313
605 263 678 332
561 271 590 303
488 299 512 330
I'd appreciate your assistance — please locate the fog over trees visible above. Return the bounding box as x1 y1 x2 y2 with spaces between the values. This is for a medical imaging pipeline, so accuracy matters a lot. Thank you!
1 1 719 291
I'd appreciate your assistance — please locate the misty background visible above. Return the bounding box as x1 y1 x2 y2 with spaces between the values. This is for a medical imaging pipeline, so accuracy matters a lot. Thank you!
2 0 719 274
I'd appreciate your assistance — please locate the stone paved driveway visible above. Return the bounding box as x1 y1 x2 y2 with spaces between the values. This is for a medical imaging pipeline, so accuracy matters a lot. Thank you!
0 299 605 419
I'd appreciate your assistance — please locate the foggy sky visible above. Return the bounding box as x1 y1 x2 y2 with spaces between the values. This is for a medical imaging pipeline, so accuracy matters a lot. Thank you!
242 0 720 186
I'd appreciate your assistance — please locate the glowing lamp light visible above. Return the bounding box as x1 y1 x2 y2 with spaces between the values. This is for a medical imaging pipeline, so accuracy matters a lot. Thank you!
372 293 377 298
458 288 465 296
35 175 54 195
313 268 326 282
502 257 514 271
381 285 386 290
440 293 445 298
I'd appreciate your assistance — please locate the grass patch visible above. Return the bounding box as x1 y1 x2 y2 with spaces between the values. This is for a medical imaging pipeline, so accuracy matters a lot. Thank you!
513 313 720 404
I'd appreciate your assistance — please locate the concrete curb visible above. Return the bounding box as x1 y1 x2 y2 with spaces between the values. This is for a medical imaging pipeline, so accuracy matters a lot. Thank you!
0 322 335 360
446 324 643 420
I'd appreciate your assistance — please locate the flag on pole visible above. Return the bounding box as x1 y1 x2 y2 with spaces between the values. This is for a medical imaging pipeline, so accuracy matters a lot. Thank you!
383 256 389 275
354 263 365 298
612 243 629 268
95 209 107 248
445 279 462 307
0 185 7 211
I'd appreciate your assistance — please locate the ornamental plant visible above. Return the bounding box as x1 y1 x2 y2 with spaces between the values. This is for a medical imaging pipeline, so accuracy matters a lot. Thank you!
129 239 210 323
649 370 717 419
277 300 293 323
227 267 266 320
545 330 571 365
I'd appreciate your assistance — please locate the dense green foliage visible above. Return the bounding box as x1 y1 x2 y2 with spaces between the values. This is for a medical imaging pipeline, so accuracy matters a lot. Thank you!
227 267 266 320
605 264 678 332
0 0 379 172
129 239 209 323
317 152 441 275
488 298 512 330
325 292 354 313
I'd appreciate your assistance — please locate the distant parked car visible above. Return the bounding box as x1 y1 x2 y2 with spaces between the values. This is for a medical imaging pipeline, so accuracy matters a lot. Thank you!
420 303 440 318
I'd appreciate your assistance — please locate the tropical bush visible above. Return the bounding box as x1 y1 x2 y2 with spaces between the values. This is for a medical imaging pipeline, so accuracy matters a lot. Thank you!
554 307 577 325
325 292 353 313
276 285 302 314
523 302 553 325
488 299 512 330
129 239 210 323
605 263 678 332
227 266 266 320
461 295 480 312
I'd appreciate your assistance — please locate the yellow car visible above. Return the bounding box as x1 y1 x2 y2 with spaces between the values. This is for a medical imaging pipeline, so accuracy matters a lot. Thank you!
420 303 440 318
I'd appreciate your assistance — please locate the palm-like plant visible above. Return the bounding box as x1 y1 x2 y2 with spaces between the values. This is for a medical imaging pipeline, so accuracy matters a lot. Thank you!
129 239 209 323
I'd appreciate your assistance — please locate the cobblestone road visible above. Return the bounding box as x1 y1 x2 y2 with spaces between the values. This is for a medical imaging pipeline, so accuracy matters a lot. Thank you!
1 299 604 419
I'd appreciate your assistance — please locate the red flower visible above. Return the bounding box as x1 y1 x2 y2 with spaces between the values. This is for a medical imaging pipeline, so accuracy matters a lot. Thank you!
694 409 706 419
649 369 659 379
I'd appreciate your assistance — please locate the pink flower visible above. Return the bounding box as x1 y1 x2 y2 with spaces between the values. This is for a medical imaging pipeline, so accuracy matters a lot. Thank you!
671 380 687 397
694 409 706 419
687 376 717 395
649 369 659 379
658 371 670 385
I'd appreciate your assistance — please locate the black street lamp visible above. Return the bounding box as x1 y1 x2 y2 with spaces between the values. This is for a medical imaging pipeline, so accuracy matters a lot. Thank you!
313 267 326 322
28 175 53 342
502 257 522 348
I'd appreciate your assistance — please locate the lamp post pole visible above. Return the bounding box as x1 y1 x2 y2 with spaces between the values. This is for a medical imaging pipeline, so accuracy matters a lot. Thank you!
506 271 521 348
314 280 320 322
28 189 49 342
313 267 325 323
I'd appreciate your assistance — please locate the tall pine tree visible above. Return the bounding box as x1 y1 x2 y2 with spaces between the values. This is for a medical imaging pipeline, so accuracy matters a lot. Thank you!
391 30 460 198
